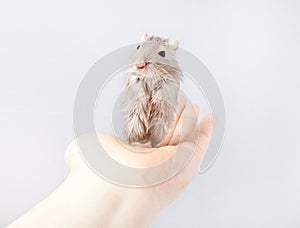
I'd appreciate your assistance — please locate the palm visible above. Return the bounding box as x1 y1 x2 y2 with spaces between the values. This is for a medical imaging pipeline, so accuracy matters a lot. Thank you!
65 96 213 211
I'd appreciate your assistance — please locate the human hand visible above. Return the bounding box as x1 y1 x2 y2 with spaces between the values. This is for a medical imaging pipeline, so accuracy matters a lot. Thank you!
8 96 214 228
64 96 214 227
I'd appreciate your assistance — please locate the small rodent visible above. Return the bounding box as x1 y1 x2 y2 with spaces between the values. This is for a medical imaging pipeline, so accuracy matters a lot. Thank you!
122 33 183 147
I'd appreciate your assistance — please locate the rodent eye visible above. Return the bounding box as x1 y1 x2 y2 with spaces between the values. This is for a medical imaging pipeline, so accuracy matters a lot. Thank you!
158 50 165 57
137 45 140 50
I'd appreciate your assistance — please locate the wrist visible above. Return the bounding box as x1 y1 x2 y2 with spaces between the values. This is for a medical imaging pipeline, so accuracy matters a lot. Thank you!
67 164 160 228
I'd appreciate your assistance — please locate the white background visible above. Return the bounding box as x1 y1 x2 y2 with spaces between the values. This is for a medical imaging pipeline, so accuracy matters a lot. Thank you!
1 0 300 227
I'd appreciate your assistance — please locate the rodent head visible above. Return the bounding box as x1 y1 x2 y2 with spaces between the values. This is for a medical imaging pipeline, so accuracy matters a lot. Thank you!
131 33 182 81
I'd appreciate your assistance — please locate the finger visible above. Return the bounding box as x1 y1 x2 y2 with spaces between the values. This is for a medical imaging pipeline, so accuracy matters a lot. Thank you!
159 95 187 146
174 114 214 189
168 103 199 145
195 113 214 155
185 113 214 168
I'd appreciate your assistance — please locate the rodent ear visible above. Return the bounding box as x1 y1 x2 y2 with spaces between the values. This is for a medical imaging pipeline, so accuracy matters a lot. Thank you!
169 39 179 51
141 33 149 42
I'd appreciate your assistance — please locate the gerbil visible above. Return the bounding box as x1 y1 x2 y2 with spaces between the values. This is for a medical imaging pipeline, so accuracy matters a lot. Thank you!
122 33 183 147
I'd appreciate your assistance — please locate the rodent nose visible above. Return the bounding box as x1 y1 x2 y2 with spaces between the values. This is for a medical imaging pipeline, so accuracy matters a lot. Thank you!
136 63 146 69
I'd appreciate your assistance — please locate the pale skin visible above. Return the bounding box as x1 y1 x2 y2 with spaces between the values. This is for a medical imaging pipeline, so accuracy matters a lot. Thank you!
7 96 214 228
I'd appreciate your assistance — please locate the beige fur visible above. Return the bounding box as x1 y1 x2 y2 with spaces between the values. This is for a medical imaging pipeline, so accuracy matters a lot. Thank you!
122 34 183 147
